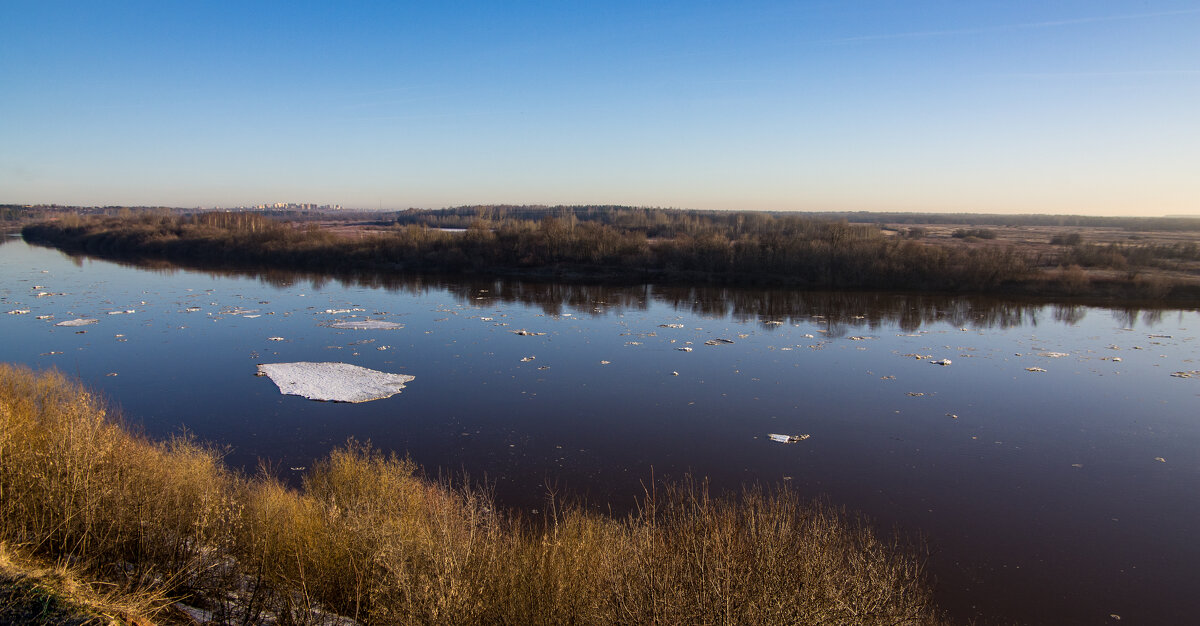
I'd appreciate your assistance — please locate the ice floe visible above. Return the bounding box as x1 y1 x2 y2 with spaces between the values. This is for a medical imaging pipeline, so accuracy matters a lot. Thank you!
55 318 98 327
768 433 810 444
256 362 415 403
328 320 405 330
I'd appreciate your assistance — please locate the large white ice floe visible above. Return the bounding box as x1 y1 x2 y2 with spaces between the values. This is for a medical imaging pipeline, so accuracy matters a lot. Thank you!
55 318 99 327
327 320 405 330
256 362 415 403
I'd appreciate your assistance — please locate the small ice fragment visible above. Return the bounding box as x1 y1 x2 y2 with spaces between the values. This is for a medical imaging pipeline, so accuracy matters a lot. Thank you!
6 309 31 315
512 329 547 336
55 318 98 327
520 356 536 362
1154 457 1166 463
1038 352 1069 358
677 346 693 352
256 362 415 403
931 359 952 366
767 433 810 444
1025 367 1047 372
267 336 285 341
328 320 405 330
704 338 735 346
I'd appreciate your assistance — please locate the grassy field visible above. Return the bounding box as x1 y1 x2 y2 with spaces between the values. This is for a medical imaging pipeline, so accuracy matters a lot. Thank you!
0 363 947 625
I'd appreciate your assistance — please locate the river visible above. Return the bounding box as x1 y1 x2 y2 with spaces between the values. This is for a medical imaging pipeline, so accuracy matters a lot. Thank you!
2 235 1197 624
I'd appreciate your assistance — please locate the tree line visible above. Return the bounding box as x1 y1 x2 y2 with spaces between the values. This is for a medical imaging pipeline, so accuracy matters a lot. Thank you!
20 208 1200 301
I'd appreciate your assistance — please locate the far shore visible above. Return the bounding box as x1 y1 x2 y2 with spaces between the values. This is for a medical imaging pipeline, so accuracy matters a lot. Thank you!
19 206 1200 305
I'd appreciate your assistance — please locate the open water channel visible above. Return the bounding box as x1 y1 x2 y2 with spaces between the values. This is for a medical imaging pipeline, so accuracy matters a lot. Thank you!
2 235 1198 624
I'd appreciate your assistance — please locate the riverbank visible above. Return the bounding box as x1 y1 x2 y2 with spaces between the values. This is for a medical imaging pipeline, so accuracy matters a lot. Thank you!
0 363 946 625
22 211 1200 303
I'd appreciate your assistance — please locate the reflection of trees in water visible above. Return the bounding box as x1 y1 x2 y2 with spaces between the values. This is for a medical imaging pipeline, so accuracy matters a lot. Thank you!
44 245 1182 331
1052 304 1088 325
1110 307 1167 329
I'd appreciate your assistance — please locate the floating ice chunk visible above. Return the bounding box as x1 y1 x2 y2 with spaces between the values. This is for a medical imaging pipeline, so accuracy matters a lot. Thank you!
256 362 415 403
6 309 31 315
658 323 684 329
512 329 547 336
328 320 405 330
768 433 810 444
930 359 952 366
1025 367 1047 373
1038 352 1069 358
704 338 735 346
55 318 98 327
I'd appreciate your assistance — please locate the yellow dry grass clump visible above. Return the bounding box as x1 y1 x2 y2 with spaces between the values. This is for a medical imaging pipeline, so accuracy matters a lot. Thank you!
0 363 947 625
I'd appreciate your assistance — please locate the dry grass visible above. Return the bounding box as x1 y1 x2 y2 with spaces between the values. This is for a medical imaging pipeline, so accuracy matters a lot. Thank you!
0 541 168 625
0 363 949 624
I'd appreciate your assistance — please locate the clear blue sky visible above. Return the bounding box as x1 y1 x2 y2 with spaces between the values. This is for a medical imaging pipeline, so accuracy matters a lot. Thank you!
2 1 1197 215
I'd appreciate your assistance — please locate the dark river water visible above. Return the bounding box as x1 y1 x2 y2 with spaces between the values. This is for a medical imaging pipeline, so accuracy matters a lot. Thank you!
2 236 1198 624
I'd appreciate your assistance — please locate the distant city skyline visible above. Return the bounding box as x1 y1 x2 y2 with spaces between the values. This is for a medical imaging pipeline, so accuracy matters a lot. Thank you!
2 1 1197 216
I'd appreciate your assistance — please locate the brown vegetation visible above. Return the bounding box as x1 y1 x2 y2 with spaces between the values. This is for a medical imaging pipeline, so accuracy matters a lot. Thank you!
23 207 1199 302
0 363 946 624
